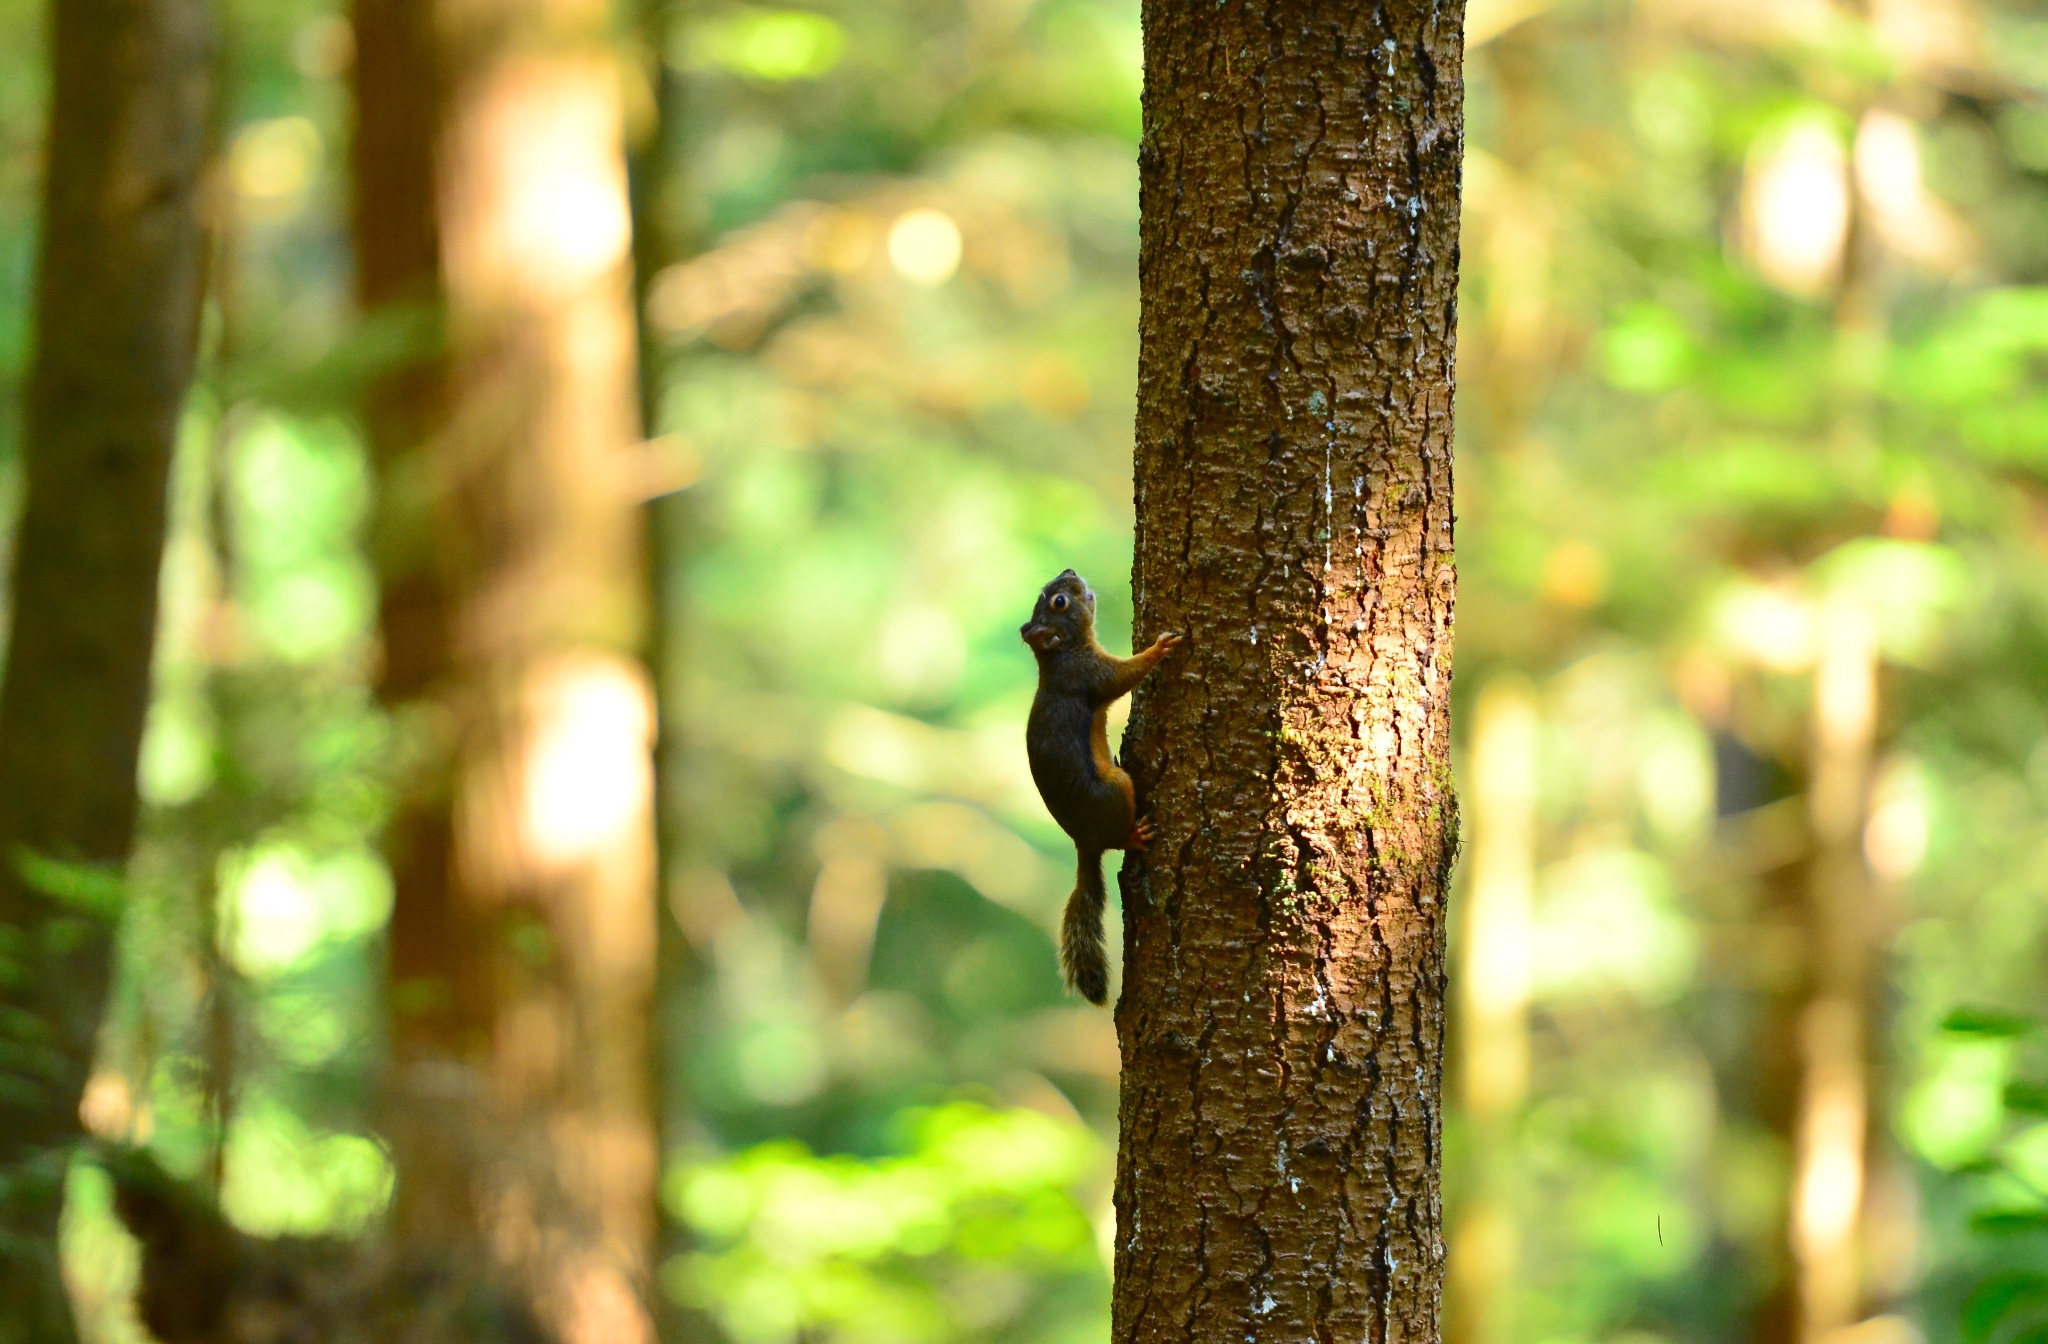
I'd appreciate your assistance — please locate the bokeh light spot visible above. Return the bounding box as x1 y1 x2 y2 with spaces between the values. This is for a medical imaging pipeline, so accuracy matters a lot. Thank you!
1743 118 1850 295
888 209 963 286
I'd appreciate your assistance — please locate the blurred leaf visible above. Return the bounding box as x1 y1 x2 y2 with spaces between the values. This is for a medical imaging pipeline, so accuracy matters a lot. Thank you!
1602 303 1694 391
1973 1208 2048 1235
1945 1007 2041 1038
688 10 848 82
1811 539 1969 665
12 848 124 920
1965 1274 2048 1344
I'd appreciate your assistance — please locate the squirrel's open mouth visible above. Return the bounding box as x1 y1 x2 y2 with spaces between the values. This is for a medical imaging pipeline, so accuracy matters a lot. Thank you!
1020 625 1062 651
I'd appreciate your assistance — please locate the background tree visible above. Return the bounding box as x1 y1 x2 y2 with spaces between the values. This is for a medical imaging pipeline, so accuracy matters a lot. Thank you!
1116 3 1464 1341
349 0 660 1335
623 2 710 1337
0 0 211 1336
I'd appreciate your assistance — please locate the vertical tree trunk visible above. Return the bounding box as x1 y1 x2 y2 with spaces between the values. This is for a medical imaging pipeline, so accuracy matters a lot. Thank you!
1746 855 1811 1344
1119 5 1464 1344
352 3 658 1337
348 0 470 1254
1784 148 1888 1344
0 0 210 1336
624 6 707 1338
1447 678 1537 1344
1792 598 1879 1344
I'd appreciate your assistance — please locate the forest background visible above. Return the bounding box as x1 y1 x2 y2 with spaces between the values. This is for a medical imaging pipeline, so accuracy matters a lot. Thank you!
2 1 2047 1343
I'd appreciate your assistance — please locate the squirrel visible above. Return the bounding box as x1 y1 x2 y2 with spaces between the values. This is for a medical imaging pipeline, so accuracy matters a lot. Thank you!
1020 569 1183 1005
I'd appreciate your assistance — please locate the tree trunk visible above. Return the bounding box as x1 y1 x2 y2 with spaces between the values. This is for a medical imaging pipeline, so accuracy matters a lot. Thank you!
1447 678 1537 1344
1118 5 1464 1344
347 0 470 1253
624 4 705 1340
351 3 658 1337
1791 598 1879 1344
1785 157 1890 1344
0 0 210 1336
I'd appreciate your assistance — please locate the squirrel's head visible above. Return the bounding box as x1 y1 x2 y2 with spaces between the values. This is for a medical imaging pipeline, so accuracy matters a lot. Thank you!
1020 569 1094 654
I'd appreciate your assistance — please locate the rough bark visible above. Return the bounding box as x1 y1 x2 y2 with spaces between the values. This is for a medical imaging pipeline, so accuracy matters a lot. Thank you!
0 0 211 1336
1117 5 1464 1344
352 2 658 1337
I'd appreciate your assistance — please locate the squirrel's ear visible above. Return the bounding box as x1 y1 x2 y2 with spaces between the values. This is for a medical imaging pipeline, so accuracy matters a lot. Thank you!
1056 568 1079 583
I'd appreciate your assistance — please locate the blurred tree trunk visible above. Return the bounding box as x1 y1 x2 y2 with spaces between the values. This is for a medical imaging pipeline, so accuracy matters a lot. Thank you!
1782 150 1893 1344
624 3 705 1340
1118 4 1463 1343
1792 599 1880 1344
0 0 211 1336
1444 27 1551 1343
1745 848 1812 1344
351 0 658 1337
1448 679 1537 1344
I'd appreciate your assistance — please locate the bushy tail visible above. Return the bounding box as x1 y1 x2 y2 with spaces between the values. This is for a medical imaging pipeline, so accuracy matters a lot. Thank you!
1061 849 1109 1005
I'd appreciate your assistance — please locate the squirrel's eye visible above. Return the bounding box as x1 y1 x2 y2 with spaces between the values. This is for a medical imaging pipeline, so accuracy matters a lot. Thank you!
1051 593 1069 611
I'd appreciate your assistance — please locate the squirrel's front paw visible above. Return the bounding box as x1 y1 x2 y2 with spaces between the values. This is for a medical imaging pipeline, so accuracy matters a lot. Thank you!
1153 630 1186 656
1125 816 1154 851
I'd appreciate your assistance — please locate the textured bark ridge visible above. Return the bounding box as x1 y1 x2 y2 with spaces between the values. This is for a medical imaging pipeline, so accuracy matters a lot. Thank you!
1117 5 1463 1344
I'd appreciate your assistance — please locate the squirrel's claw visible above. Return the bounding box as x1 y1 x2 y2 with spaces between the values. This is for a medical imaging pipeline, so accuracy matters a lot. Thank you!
1155 630 1186 655
1126 816 1154 851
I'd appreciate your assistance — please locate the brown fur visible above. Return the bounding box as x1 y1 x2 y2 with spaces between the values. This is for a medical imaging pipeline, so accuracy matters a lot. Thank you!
1020 570 1182 1004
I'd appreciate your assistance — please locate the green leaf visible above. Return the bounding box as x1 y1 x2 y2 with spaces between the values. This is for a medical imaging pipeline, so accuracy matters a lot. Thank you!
12 848 124 920
1972 1208 2048 1236
2008 1082 2048 1117
689 10 848 82
0 1073 49 1111
0 1036 72 1082
1965 1274 2048 1344
1943 1007 2040 1038
0 1006 48 1041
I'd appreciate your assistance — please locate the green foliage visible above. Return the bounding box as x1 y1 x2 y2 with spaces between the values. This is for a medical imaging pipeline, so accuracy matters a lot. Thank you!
13 852 126 922
1947 1009 2043 1040
665 1102 1103 1344
688 10 850 83
1914 1013 2048 1344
